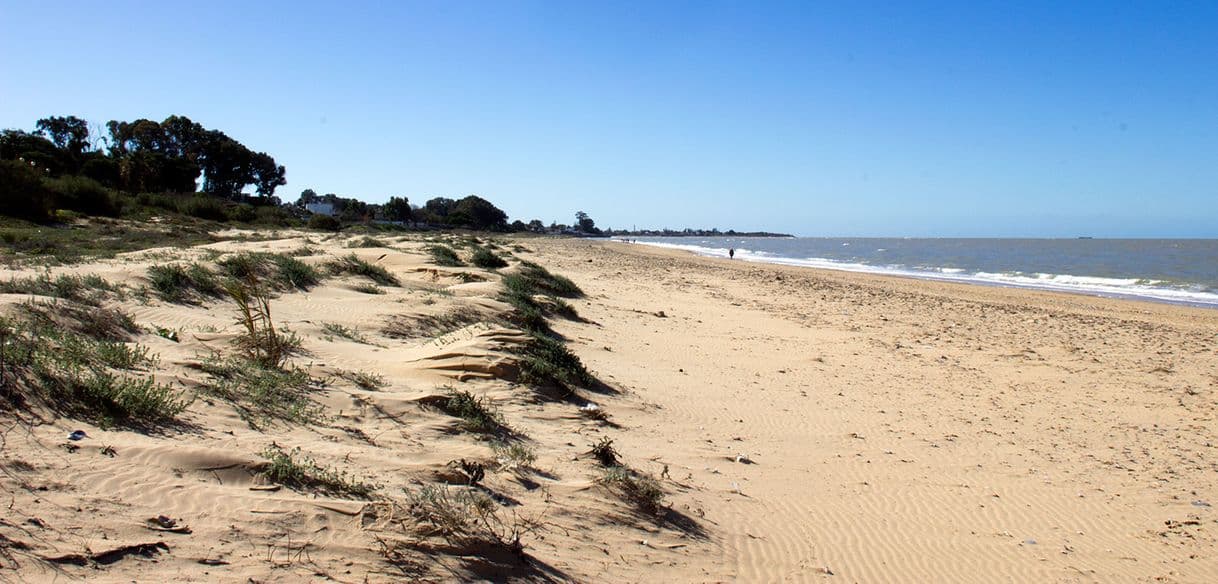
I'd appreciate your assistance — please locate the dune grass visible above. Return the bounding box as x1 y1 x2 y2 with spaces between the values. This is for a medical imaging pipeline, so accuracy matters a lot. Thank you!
470 247 508 269
425 245 464 267
327 254 401 286
439 389 506 434
382 306 486 339
147 263 223 303
0 302 189 427
261 444 378 499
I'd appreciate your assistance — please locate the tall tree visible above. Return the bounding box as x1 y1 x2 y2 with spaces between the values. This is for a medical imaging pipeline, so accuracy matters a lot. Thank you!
382 196 412 222
35 116 90 157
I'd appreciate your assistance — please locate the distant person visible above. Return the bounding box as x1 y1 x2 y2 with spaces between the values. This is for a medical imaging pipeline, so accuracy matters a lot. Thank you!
729 248 736 259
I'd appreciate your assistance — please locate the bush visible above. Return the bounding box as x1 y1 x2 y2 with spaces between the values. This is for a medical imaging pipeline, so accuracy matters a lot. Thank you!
261 444 377 499
226 203 257 222
44 175 121 217
327 254 400 286
147 263 223 303
308 214 341 231
180 196 228 221
200 356 321 428
471 247 508 269
514 333 594 389
425 245 464 267
439 389 505 433
0 159 53 221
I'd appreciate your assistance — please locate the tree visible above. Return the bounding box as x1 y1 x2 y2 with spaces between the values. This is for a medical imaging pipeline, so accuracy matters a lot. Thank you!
35 116 90 157
296 189 318 206
424 197 456 219
383 196 412 222
250 151 286 197
527 219 545 233
450 195 508 230
575 211 600 234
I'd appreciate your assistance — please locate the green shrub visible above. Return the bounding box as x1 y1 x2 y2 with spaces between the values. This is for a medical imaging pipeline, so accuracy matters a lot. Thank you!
44 175 120 217
425 245 464 267
308 214 341 231
226 203 257 222
439 389 505 433
470 247 508 269
0 313 189 427
514 333 594 389
382 306 485 339
180 196 228 221
327 254 400 286
261 444 377 499
200 356 322 428
147 263 222 303
0 159 53 221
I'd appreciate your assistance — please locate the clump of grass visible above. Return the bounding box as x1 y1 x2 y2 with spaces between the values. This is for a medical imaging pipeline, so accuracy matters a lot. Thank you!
261 444 377 499
268 254 320 290
351 282 385 294
327 254 401 286
492 441 537 472
335 368 387 391
287 246 317 257
454 272 486 283
425 245 464 267
147 263 223 303
402 484 542 554
218 252 321 291
18 298 139 342
0 273 117 305
321 322 373 344
199 356 322 428
517 261 582 298
382 307 485 339
599 466 665 515
347 236 388 248
514 334 594 390
0 311 189 427
226 279 301 369
470 248 508 269
438 389 505 434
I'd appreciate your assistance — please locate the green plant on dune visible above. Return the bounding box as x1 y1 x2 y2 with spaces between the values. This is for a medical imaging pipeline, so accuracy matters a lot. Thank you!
327 253 401 286
260 444 378 499
425 244 464 267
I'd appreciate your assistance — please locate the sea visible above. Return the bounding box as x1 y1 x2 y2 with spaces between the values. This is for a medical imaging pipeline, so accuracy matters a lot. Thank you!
620 237 1218 308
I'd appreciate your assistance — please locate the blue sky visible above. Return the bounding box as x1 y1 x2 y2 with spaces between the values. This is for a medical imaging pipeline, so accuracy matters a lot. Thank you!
2 1 1215 237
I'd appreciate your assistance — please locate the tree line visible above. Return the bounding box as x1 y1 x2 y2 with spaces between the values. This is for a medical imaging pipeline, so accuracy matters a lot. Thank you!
1 114 605 235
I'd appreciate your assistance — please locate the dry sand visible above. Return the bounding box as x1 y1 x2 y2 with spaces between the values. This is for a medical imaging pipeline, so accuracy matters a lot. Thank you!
1 232 1216 583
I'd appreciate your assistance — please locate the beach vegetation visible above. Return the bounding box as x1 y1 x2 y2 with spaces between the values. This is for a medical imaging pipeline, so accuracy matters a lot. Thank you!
199 355 322 428
351 282 384 294
0 307 189 427
470 247 508 269
438 388 506 434
598 465 665 515
492 441 537 472
225 278 301 369
514 333 594 390
147 262 223 303
321 322 373 344
260 444 377 499
425 244 464 267
327 254 401 286
334 368 387 391
402 484 542 554
382 306 485 339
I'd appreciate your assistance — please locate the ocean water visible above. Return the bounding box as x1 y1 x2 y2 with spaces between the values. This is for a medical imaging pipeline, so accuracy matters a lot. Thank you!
621 237 1218 307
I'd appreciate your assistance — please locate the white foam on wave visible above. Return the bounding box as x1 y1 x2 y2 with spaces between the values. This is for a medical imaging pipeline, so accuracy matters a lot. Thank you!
624 239 1218 307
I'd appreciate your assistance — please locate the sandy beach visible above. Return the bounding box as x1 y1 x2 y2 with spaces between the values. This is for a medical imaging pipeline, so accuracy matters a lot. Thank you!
2 233 1216 582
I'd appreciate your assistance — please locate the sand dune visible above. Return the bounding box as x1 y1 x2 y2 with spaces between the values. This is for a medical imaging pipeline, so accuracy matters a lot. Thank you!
2 233 1215 582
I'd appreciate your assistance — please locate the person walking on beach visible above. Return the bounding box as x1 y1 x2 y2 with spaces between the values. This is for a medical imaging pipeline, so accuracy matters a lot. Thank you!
729 248 735 259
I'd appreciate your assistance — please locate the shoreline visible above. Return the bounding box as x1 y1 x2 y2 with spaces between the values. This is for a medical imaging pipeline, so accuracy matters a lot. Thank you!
529 237 1218 581
619 238 1218 309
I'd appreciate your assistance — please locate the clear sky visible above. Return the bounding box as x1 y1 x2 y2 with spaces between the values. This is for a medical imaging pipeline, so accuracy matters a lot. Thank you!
2 1 1215 237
